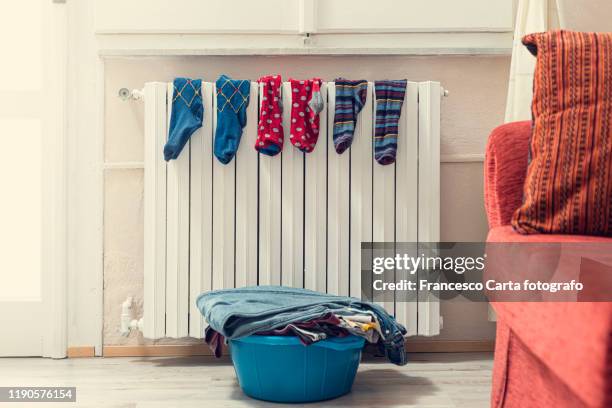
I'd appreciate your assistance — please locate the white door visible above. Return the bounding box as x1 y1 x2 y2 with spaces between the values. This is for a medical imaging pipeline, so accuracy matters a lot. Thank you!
0 0 66 357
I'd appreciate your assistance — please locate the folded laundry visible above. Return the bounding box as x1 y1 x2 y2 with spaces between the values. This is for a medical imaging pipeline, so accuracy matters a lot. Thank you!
256 312 348 345
204 313 350 356
259 324 328 344
197 286 408 365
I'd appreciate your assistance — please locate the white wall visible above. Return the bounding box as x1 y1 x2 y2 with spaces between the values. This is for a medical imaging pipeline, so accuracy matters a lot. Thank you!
95 0 512 33
102 55 507 345
94 0 514 55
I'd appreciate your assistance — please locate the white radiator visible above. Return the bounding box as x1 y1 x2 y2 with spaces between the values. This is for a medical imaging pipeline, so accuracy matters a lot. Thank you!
143 80 441 340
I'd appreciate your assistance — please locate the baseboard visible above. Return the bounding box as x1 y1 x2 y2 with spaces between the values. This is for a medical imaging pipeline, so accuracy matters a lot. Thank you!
97 340 494 358
406 340 495 353
67 346 96 358
102 344 218 357
440 153 485 163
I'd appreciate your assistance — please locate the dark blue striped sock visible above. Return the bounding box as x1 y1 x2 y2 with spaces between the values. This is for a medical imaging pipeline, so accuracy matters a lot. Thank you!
333 79 368 154
374 80 407 165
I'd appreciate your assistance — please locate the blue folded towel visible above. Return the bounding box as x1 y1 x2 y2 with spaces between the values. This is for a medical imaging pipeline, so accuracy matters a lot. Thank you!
196 285 408 365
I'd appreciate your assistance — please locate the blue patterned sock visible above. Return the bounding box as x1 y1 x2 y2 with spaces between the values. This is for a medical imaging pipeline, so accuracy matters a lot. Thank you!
374 80 407 165
214 75 251 164
333 79 368 154
164 78 203 161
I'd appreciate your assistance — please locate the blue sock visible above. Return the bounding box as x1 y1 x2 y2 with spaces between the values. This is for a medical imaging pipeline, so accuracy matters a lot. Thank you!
164 78 203 161
214 75 251 164
374 80 407 165
333 79 368 154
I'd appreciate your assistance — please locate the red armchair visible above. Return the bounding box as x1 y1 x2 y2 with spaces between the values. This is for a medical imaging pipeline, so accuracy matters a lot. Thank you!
484 122 612 408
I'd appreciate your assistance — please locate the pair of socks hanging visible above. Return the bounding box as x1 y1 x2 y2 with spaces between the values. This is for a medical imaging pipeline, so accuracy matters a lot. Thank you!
164 75 251 164
166 76 407 165
255 76 324 155
331 79 407 165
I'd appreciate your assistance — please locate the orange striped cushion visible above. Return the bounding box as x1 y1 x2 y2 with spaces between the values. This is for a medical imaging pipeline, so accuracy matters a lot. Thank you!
512 30 612 236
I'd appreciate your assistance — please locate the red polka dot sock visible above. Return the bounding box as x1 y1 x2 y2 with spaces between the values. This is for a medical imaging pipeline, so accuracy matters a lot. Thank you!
255 75 284 156
289 78 323 153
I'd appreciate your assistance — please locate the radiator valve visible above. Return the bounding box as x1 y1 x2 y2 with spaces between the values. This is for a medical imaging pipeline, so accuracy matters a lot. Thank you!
120 296 144 336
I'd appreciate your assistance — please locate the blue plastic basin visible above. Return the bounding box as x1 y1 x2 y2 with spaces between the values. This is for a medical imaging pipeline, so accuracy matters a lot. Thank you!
229 335 365 403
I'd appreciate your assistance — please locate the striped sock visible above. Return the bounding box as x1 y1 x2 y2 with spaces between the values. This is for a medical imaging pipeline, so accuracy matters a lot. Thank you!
374 80 407 165
333 79 368 154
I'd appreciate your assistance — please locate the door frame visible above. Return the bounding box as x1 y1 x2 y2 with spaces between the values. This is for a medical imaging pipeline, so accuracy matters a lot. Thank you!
63 0 105 356
41 0 68 358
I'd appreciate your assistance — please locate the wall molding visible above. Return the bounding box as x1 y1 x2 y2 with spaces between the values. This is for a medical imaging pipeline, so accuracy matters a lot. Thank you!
94 340 494 358
102 154 486 171
97 32 513 57
96 28 513 35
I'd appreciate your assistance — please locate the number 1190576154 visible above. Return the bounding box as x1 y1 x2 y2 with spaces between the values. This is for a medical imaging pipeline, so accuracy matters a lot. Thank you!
1 387 76 402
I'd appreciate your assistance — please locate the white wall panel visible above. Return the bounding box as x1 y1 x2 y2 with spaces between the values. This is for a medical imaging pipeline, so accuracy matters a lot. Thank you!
94 0 299 33
165 83 190 338
304 84 328 293
349 82 373 299
211 88 235 290
326 83 350 296
189 82 214 338
96 0 511 34
316 0 513 32
235 83 259 288
281 82 304 288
